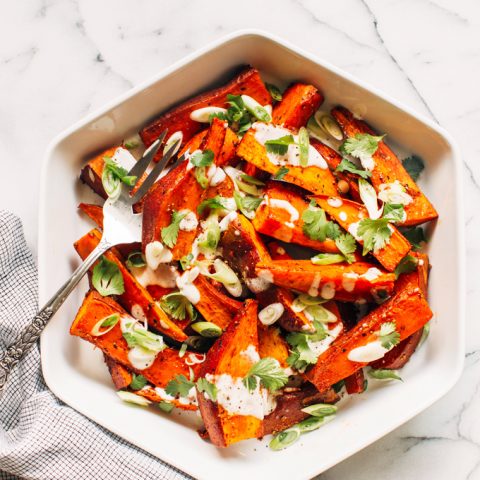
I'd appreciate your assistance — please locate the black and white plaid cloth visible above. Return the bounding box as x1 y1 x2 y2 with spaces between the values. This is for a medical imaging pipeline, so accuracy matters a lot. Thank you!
0 211 190 480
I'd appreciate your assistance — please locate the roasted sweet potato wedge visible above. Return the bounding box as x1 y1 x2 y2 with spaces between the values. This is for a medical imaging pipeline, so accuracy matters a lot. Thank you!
236 130 338 196
313 195 411 272
310 138 361 201
134 384 197 411
305 278 433 391
256 260 396 302
258 325 290 367
74 229 188 341
264 384 338 435
220 213 272 293
272 83 323 130
80 146 147 202
197 299 263 447
194 275 243 329
267 241 292 260
252 181 339 253
257 286 314 333
142 118 229 259
78 203 104 229
71 291 198 387
104 355 132 390
140 67 271 152
331 106 438 226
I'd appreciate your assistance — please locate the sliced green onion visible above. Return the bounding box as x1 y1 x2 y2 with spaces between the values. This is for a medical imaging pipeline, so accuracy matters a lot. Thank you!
102 168 121 199
241 95 271 122
158 401 174 413
359 178 383 220
191 322 223 338
368 368 402 381
304 304 337 323
314 112 343 141
298 127 310 167
126 251 146 269
179 343 188 358
301 403 338 417
117 390 151 406
419 322 430 347
306 116 329 142
122 321 166 354
297 414 335 433
311 253 346 265
266 83 283 102
91 313 120 336
240 174 265 186
269 427 301 451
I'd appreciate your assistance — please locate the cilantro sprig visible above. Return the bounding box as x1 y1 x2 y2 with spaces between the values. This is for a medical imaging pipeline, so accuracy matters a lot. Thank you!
339 133 384 168
357 217 392 255
242 357 289 393
160 292 196 321
402 155 424 181
273 166 289 180
161 210 187 248
92 256 125 296
377 322 400 350
287 321 328 372
166 374 217 402
302 201 340 242
265 135 295 155
190 149 214 189
335 158 372 179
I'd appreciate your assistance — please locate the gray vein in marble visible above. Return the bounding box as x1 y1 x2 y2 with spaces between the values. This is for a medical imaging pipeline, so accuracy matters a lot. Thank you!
360 0 439 123
292 0 381 52
422 0 470 24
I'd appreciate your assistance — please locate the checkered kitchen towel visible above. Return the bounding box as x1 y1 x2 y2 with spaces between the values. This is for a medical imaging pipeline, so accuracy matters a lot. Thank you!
0 211 190 480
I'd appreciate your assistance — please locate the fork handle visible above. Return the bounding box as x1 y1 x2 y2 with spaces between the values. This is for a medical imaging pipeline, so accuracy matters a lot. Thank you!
0 239 111 392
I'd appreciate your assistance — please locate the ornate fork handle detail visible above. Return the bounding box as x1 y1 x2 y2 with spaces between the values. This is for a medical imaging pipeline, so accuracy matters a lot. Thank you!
0 239 111 392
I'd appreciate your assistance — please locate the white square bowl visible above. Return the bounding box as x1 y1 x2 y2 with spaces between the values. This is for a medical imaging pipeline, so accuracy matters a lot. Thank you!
38 30 465 480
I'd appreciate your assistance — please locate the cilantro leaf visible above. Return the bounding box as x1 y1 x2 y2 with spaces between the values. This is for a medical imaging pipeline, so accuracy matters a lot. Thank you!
377 322 400 350
197 196 231 215
302 201 339 242
160 292 196 321
92 256 125 296
266 83 283 102
197 216 221 251
382 203 405 223
335 158 372 179
242 357 288 392
335 233 356 263
273 166 289 180
402 155 424 181
129 374 148 391
265 135 295 155
233 191 262 216
190 149 214 167
196 377 218 402
394 254 418 278
339 133 384 166
161 210 187 248
357 218 392 254
400 226 426 250
165 374 195 398
286 321 328 372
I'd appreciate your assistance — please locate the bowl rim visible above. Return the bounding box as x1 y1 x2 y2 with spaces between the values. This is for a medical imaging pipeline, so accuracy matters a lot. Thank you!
38 29 466 478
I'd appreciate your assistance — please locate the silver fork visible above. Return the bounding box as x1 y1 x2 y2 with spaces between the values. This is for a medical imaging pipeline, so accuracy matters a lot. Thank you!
0 131 182 392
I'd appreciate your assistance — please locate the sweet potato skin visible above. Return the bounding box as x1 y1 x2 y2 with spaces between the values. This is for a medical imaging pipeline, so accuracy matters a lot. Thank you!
313 195 411 272
74 229 188 341
252 181 339 253
256 260 396 303
104 355 132 390
272 83 323 130
140 67 271 152
220 214 271 291
197 300 262 447
71 291 198 387
263 384 338 435
305 283 433 391
331 106 438 226
344 370 366 394
236 130 338 196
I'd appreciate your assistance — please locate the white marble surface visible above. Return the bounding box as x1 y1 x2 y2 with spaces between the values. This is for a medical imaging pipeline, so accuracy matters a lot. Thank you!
0 0 478 478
